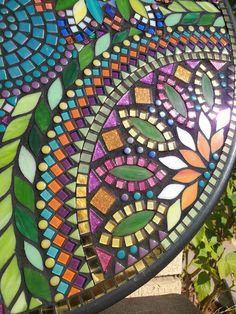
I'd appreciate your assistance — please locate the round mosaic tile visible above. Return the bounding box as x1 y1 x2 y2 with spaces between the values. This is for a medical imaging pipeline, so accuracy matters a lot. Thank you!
0 0 236 313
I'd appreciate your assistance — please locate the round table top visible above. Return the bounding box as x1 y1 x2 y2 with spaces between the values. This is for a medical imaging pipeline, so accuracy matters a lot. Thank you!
0 0 236 313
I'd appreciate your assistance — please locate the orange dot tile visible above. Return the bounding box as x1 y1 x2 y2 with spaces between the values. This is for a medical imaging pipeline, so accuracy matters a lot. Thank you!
50 164 64 176
71 108 81 119
58 134 70 146
64 120 76 131
78 97 87 107
58 252 71 265
63 269 76 282
48 180 62 193
53 234 66 247
48 198 62 211
50 215 63 229
54 149 66 161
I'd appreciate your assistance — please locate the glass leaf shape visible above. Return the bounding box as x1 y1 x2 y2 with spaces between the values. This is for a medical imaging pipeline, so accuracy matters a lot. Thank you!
113 211 154 236
164 84 187 117
202 74 214 107
110 165 153 181
130 118 165 142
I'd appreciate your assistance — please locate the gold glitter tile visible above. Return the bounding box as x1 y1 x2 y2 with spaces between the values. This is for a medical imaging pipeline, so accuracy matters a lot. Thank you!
91 187 116 214
134 87 153 104
102 129 124 151
174 65 192 83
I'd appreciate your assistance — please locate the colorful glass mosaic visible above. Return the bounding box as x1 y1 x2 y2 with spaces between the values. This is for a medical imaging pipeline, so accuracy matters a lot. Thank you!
0 0 236 313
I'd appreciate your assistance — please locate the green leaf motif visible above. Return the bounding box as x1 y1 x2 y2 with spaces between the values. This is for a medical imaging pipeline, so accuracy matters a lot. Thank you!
85 0 103 24
165 84 187 117
131 118 165 142
3 114 31 142
19 146 36 183
11 291 27 314
167 199 181 231
116 0 131 20
112 30 129 44
12 92 41 117
29 126 42 156
35 100 51 133
0 225 16 270
0 140 20 169
24 242 44 271
79 44 94 70
113 211 154 236
55 0 78 10
110 165 153 181
15 207 38 242
1 257 21 307
165 13 182 26
48 78 63 110
14 177 35 211
202 74 214 107
194 271 211 301
0 195 12 231
63 60 79 89
0 166 13 198
24 268 52 302
129 0 148 18
95 33 111 57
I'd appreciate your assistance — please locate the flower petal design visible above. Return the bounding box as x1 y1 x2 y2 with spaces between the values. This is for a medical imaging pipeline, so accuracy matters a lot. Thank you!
181 182 198 210
202 74 214 107
110 165 153 181
197 132 210 161
177 127 196 150
167 199 181 231
211 129 224 153
180 150 205 168
158 184 185 200
216 108 231 131
159 156 188 170
73 0 87 24
199 112 211 139
173 169 201 183
164 84 187 117
113 211 154 236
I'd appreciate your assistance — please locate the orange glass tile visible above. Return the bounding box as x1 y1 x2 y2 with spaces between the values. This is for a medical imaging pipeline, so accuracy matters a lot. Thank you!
68 287 81 297
53 234 66 247
71 108 81 119
58 134 70 146
48 198 62 211
64 120 76 131
58 252 71 265
48 180 62 193
54 149 66 161
50 164 64 176
63 269 76 282
50 215 63 229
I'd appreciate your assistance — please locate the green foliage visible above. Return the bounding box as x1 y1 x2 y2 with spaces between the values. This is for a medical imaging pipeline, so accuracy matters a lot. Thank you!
183 173 236 312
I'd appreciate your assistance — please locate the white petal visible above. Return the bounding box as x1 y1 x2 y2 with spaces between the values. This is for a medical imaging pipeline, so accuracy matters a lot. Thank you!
199 112 211 139
159 156 188 170
177 127 196 150
216 108 231 131
158 184 185 200
167 199 181 231
19 146 36 183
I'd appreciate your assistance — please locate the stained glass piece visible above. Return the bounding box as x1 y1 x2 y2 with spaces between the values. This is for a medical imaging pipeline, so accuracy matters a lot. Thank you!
110 165 153 181
113 211 154 236
164 84 187 117
24 242 43 271
202 74 214 107
130 118 165 142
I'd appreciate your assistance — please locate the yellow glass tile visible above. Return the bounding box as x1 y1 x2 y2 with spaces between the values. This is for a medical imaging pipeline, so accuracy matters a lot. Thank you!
76 187 87 197
135 260 146 272
144 223 155 234
78 222 90 234
152 214 162 225
91 187 116 214
113 211 124 223
77 210 88 221
135 230 145 242
124 235 133 246
92 272 105 283
175 65 192 83
76 198 87 209
102 129 124 151
124 205 133 216
158 204 167 214
125 266 136 279
112 237 122 248
144 252 156 266
135 201 144 212
105 221 116 232
100 233 111 245
134 87 153 104
77 174 88 185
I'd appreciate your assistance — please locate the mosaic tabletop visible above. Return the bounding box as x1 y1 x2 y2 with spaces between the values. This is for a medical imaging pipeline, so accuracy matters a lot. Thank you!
0 0 236 313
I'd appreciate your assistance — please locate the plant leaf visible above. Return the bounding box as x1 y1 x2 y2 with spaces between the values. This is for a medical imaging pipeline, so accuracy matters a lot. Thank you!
158 184 185 200
14 177 35 211
181 182 198 210
177 127 196 150
11 291 27 314
85 0 103 23
1 257 21 306
3 114 31 142
24 242 44 271
131 118 165 142
197 132 210 161
0 140 20 169
202 74 214 107
55 0 77 10
180 150 205 168
173 169 201 183
194 271 211 301
0 166 13 198
24 268 51 302
48 78 63 110
129 0 148 18
19 146 36 183
165 13 182 26
15 207 38 242
159 156 188 170
12 92 41 117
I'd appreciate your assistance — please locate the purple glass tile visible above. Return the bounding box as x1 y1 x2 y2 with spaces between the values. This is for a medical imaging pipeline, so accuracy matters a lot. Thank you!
65 240 76 252
60 223 72 235
58 173 70 185
58 207 70 218
74 274 87 288
76 119 86 128
57 189 69 201
69 257 82 270
62 159 72 170
70 131 80 141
